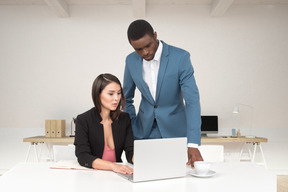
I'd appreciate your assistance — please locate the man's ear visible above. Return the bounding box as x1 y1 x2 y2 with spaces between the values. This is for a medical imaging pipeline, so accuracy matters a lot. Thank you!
154 32 157 40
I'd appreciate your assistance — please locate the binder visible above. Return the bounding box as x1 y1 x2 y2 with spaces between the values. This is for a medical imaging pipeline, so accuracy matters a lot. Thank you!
56 120 66 138
50 120 56 137
45 120 51 137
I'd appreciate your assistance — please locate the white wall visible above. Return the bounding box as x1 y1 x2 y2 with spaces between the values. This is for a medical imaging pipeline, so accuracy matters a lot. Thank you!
0 4 288 174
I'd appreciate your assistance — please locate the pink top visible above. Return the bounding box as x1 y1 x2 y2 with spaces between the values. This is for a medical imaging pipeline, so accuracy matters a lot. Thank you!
102 143 116 162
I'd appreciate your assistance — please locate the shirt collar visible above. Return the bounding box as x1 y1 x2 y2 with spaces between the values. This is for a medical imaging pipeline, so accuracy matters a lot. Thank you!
143 40 163 63
153 40 163 62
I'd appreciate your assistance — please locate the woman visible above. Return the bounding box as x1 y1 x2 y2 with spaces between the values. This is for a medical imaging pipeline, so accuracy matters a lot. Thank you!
74 73 133 174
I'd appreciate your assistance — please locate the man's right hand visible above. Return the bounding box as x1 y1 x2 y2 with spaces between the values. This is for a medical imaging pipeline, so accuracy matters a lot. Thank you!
187 147 203 168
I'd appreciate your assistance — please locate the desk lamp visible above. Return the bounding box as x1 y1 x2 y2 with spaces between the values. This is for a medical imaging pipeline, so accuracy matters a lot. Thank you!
232 103 255 138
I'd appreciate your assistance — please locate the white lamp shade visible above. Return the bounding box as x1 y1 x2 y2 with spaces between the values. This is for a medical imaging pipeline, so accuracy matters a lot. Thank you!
233 106 239 114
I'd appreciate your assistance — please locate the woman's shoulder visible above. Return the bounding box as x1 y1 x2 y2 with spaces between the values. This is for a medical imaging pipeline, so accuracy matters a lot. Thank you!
116 112 131 129
77 107 98 120
118 111 131 121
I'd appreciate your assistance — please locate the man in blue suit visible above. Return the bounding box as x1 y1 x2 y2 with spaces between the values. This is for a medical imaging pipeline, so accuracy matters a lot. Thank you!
123 20 203 167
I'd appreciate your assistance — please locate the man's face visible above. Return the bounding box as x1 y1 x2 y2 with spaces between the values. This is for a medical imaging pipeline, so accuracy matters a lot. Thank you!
130 32 159 61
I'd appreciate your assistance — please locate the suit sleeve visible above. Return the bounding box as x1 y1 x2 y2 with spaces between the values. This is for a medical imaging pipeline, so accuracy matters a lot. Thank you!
123 113 134 163
123 59 137 120
179 52 201 145
74 115 98 168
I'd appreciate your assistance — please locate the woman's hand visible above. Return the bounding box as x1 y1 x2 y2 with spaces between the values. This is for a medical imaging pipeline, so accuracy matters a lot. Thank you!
92 159 133 174
111 163 133 175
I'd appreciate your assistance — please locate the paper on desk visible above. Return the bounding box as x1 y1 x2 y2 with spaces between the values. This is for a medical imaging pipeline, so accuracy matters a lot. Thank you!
50 160 94 171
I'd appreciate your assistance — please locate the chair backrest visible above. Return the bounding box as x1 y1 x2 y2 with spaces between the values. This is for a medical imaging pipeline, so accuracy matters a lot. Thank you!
53 144 77 162
199 145 224 162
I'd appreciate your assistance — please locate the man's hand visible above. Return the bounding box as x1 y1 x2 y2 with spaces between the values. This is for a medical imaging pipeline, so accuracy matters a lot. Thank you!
187 147 203 168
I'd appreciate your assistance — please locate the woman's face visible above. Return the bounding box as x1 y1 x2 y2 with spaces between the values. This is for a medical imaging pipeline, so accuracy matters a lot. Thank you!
100 82 121 112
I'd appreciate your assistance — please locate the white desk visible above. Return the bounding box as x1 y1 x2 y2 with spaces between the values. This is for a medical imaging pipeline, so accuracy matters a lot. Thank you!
0 162 276 192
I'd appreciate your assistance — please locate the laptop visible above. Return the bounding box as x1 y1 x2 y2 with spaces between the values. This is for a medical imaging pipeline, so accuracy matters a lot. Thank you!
118 137 187 182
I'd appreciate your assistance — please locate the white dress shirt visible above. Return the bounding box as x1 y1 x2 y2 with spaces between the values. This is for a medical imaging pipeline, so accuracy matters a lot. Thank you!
142 41 163 101
142 41 198 148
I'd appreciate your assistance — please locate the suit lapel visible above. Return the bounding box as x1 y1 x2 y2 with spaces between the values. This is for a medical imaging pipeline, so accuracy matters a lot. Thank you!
155 41 169 104
134 56 155 105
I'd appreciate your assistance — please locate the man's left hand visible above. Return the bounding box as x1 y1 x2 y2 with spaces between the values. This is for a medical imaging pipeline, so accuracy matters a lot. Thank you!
186 147 203 168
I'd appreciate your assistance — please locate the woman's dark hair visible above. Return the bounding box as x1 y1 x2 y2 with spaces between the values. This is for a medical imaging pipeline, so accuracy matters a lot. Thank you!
92 73 125 121
127 19 154 43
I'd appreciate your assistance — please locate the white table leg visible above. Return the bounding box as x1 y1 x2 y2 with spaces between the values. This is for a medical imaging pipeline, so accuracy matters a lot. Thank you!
46 143 52 161
251 143 257 162
239 143 245 161
39 142 44 161
240 143 253 161
33 143 39 163
248 144 252 159
258 143 267 168
25 143 32 162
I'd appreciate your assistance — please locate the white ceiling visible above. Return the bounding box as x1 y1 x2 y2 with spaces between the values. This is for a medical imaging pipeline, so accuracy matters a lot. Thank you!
1 0 287 17
1 0 288 5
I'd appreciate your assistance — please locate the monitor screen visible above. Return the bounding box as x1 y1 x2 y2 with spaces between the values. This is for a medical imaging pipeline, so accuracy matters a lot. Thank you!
201 116 218 136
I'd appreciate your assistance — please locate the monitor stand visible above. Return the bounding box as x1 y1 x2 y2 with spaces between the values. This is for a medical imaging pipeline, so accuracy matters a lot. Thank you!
201 133 208 137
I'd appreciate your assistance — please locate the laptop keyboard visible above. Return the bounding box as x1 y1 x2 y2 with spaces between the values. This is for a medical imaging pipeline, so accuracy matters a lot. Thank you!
119 173 134 180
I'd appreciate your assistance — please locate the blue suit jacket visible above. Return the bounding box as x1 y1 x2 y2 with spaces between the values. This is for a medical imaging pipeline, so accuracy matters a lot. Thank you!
123 41 201 144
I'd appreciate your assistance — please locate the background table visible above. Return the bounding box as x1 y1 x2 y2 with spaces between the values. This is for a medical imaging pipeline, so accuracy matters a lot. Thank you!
0 162 276 192
23 136 74 162
23 136 268 166
202 136 268 167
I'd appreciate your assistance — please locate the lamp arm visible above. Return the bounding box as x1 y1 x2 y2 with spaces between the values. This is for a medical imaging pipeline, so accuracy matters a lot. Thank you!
235 103 254 110
236 103 254 134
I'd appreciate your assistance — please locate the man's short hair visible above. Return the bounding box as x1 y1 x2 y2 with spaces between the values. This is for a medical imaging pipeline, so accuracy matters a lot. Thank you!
127 19 154 43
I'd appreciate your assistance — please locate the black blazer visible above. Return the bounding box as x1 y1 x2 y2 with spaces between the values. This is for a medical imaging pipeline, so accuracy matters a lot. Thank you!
74 107 134 168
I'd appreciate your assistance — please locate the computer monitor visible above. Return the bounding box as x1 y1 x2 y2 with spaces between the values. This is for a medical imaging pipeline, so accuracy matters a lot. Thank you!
201 116 218 136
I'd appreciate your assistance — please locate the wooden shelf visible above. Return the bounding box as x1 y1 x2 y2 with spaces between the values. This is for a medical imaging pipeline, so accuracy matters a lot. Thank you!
23 136 74 144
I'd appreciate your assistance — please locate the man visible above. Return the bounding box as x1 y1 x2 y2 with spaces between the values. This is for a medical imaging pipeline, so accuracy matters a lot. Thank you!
123 19 203 167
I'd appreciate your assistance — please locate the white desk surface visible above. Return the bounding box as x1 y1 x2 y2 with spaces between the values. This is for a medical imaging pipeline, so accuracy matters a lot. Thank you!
0 162 276 192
